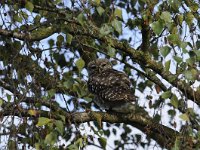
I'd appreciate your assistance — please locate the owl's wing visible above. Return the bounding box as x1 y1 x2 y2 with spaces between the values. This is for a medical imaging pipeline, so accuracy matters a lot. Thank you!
93 96 110 110
104 69 131 89
99 87 136 103
88 69 131 93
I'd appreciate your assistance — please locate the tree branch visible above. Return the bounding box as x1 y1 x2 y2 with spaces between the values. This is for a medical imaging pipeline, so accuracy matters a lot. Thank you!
0 26 58 41
0 105 178 149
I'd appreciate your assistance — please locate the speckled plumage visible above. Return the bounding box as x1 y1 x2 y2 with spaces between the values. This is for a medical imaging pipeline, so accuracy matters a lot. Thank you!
87 59 136 113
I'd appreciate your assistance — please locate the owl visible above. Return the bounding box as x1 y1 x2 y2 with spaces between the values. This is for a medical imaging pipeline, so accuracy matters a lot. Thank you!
87 59 136 113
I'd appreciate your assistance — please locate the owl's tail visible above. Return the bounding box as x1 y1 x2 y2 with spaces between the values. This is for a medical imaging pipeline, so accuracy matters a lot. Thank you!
111 102 136 113
111 102 151 120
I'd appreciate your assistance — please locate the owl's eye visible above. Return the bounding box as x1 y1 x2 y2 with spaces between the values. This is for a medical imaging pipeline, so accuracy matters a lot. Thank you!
90 65 96 69
101 63 107 67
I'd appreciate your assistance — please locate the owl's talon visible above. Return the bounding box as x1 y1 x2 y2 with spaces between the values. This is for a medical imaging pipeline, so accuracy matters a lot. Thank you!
89 111 103 128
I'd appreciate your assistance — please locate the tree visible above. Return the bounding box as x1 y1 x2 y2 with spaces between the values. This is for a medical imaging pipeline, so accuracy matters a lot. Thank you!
0 0 200 149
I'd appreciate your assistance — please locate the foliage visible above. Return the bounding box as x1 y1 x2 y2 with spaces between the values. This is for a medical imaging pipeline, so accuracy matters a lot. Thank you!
0 0 200 149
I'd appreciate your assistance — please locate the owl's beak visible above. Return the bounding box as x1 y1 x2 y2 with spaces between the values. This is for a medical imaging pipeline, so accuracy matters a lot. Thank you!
99 67 103 72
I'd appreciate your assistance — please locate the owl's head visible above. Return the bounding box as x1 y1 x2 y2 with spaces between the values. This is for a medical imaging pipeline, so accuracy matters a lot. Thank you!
87 59 112 75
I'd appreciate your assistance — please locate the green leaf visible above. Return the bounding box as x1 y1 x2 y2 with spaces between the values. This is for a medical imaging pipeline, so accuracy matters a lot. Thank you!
168 109 176 117
76 58 85 72
83 97 93 102
48 39 54 48
196 41 200 49
34 15 41 23
77 13 85 26
68 144 79 150
160 46 171 57
184 69 198 81
169 0 181 11
58 115 66 122
93 0 101 5
176 14 183 25
167 34 180 45
161 91 171 99
100 24 113 37
98 137 107 149
194 49 200 61
0 99 3 106
97 6 105 16
95 0 100 4
36 117 51 126
13 41 22 51
186 57 195 66
47 89 55 98
73 84 81 97
187 108 195 116
25 1 34 12
179 113 189 121
107 46 116 57
55 120 64 135
111 19 122 34
165 60 171 71
54 0 62 4
170 95 178 108
151 20 164 35
173 56 182 64
114 8 122 19
185 12 194 26
66 33 73 45
28 109 37 116
160 11 172 23
35 143 40 150
6 94 11 102
8 140 17 150
180 41 187 49
172 137 180 150
44 131 58 145
53 53 66 68
75 138 83 148
188 50 196 57
190 2 199 12
56 34 64 47
63 77 74 89
13 14 22 23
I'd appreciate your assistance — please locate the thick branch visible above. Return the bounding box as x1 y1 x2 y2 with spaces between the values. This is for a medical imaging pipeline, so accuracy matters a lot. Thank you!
75 111 178 148
0 26 58 41
0 106 178 149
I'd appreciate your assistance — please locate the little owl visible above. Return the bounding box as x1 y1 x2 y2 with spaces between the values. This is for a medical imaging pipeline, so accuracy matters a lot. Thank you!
87 58 136 113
